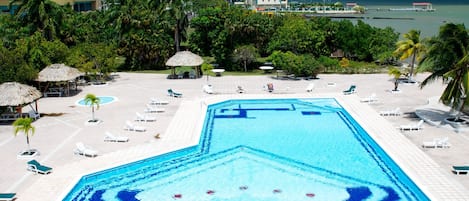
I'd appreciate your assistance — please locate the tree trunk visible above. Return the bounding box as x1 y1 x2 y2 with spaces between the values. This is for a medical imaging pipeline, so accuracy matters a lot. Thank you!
409 52 417 80
244 60 247 72
175 21 180 52
26 134 31 153
92 107 95 120
394 80 399 91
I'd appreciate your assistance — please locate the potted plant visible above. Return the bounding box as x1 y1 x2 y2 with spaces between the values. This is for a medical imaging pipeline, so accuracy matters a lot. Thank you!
13 117 38 158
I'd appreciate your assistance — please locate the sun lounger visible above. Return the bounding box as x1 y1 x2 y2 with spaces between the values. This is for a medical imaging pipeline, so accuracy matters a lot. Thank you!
360 93 378 103
400 120 424 131
379 108 401 116
452 165 469 175
167 89 182 98
28 110 40 120
306 83 315 92
27 160 52 174
74 142 98 157
0 193 16 201
124 121 147 132
343 85 356 95
203 84 214 94
236 86 245 94
104 131 129 142
265 83 274 92
135 112 156 122
144 104 165 113
149 98 169 105
422 137 451 148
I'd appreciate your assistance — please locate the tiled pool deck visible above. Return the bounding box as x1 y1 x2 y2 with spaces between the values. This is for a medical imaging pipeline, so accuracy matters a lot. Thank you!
0 73 468 200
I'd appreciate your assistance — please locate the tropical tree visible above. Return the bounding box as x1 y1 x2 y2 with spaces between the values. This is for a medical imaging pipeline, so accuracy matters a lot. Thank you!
10 0 65 41
419 23 469 120
84 93 100 121
13 117 36 153
201 63 214 82
160 0 190 52
232 45 258 72
388 67 402 91
394 29 425 80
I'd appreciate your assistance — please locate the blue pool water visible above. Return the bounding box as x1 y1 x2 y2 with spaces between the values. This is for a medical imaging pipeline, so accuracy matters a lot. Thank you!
65 98 429 201
76 96 117 106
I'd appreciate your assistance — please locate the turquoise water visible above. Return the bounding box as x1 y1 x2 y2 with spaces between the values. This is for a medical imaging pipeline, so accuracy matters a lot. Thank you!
358 4 469 37
65 98 428 200
76 96 117 106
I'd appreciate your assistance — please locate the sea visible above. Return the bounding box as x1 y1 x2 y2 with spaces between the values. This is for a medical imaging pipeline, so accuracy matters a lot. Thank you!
331 1 469 37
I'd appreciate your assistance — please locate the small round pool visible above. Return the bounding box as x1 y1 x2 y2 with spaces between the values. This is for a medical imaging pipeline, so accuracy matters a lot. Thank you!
75 96 117 106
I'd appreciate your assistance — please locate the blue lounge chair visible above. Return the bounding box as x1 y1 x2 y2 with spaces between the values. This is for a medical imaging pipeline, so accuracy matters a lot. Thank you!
0 193 16 201
27 160 52 174
343 85 356 95
452 165 469 175
167 89 182 98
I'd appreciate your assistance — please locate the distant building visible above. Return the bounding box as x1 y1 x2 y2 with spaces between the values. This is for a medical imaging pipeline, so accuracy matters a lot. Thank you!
233 0 288 10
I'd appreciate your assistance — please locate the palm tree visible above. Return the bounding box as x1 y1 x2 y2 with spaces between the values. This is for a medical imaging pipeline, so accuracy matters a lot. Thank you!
419 23 469 120
13 117 35 154
10 0 64 40
393 29 425 81
388 67 402 91
84 93 100 121
161 0 190 52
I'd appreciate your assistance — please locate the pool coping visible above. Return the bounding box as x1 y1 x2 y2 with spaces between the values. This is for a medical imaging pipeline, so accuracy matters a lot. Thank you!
18 93 469 201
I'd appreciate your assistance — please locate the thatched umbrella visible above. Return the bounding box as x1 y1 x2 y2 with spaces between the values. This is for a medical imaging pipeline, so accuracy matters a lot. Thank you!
37 64 82 96
166 51 204 78
37 63 82 82
0 82 42 115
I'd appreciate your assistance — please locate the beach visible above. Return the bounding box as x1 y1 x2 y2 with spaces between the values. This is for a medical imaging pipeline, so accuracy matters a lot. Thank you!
0 72 468 200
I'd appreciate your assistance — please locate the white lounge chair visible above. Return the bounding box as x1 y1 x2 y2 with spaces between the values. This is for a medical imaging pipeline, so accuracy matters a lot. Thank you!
306 83 315 92
360 93 378 103
379 108 402 116
203 84 214 94
104 131 129 142
236 86 245 94
124 121 147 132
135 112 156 122
28 110 40 120
144 104 165 113
400 120 424 131
149 98 169 105
74 142 98 157
422 137 450 148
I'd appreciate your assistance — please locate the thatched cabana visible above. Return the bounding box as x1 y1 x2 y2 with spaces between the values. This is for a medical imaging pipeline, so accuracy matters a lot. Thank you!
37 64 83 97
166 51 204 79
0 82 42 119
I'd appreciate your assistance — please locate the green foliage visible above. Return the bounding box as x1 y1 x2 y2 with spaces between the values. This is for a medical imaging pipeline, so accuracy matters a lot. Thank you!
67 43 119 78
268 16 326 55
11 0 65 40
420 23 469 113
269 51 322 77
0 46 37 83
84 93 100 121
13 117 35 151
394 29 425 78
232 45 259 72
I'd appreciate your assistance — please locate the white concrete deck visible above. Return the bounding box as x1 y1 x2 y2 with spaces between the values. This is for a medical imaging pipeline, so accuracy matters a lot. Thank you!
1 72 468 200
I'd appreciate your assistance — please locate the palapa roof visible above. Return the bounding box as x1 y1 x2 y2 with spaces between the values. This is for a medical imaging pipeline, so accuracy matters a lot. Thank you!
0 82 42 106
166 51 204 67
37 64 82 82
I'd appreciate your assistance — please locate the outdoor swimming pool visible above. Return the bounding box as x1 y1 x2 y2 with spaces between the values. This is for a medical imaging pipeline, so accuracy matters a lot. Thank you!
65 98 429 201
75 96 117 106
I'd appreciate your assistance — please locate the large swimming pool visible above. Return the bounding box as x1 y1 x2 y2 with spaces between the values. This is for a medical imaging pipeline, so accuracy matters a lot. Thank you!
65 98 429 200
